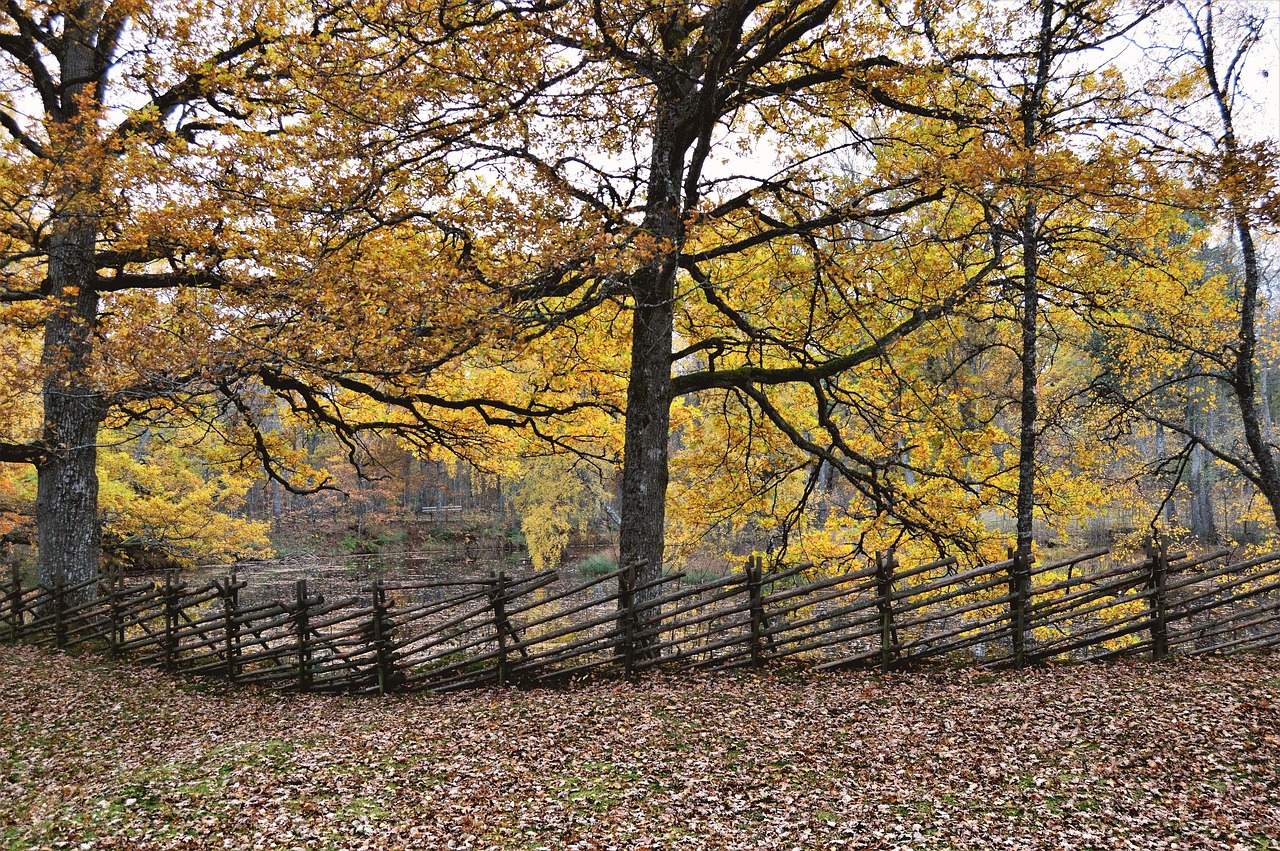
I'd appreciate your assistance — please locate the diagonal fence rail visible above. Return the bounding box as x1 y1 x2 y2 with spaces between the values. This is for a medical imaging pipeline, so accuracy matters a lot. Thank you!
3 542 1278 694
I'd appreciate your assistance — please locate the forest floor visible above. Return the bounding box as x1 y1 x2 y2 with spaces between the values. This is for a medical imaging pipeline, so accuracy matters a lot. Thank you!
0 647 1277 850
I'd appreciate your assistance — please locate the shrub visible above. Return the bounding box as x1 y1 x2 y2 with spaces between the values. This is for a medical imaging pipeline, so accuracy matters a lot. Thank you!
578 553 618 576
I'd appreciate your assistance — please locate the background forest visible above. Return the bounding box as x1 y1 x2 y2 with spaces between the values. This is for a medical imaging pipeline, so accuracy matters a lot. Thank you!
0 0 1277 593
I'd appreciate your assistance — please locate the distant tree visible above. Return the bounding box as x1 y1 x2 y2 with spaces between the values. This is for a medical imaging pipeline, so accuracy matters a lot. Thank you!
1094 0 1280 533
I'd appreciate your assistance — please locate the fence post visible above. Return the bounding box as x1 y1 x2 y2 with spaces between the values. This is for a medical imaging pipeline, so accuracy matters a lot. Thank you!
747 555 767 667
53 576 67 648
107 572 122 655
370 580 396 695
160 572 176 671
1145 537 1170 662
222 573 241 683
620 561 638 680
7 563 20 643
1008 547 1032 668
489 571 510 686
98 563 116 650
293 579 312 692
874 551 898 672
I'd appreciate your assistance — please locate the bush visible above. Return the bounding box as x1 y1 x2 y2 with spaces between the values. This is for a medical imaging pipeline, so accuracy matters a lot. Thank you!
577 553 617 576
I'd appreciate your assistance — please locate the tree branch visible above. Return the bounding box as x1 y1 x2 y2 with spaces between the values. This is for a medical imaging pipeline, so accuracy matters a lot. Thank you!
0 440 41 465
673 250 1001 395
0 105 45 157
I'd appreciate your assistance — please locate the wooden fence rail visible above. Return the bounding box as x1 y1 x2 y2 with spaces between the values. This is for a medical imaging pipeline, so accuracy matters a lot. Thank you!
3 541 1279 694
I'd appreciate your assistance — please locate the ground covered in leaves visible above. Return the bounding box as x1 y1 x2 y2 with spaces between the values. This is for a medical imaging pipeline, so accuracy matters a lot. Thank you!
0 647 1277 850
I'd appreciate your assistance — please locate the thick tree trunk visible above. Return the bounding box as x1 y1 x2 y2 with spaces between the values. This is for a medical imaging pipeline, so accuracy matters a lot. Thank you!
616 284 675 587
37 218 103 600
617 84 689 598
33 9 108 603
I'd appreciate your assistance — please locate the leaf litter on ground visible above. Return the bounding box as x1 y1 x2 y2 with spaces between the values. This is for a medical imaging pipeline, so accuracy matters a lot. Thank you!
0 646 1276 850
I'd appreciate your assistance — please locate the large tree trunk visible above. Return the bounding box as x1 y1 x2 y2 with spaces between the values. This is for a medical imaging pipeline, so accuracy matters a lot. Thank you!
33 9 108 602
616 282 675 587
616 94 686 594
37 218 103 600
615 30 705 605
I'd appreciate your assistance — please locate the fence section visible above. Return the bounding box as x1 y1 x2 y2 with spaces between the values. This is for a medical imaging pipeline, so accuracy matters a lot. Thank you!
3 542 1279 693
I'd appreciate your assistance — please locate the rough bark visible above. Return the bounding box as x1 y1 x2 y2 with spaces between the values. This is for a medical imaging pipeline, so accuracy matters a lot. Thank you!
37 217 103 597
617 275 676 589
35 15 106 601
616 76 690 595
36 278 102 597
1015 198 1040 558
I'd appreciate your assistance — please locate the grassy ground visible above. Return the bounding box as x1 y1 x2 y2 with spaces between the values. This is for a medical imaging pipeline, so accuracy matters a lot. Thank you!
0 646 1277 850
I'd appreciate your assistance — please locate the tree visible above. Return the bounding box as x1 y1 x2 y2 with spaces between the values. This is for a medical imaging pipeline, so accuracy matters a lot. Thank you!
513 453 611 570
452 0 1023 593
893 0 1168 557
1177 0 1280 525
0 0 548 596
96 424 273 565
1094 0 1280 533
0 0 310 592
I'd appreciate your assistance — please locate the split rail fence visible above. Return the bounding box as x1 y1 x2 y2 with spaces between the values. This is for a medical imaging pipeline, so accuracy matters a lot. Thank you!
3 540 1279 694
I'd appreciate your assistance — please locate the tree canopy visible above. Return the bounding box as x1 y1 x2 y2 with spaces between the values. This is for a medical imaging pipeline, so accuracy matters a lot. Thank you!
0 0 1277 587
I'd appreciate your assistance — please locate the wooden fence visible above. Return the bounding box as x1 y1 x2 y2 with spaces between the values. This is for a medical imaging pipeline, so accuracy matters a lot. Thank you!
3 541 1279 694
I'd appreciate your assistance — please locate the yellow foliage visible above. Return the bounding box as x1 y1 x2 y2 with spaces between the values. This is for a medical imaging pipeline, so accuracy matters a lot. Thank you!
0 464 35 539
98 430 273 564
512 455 608 572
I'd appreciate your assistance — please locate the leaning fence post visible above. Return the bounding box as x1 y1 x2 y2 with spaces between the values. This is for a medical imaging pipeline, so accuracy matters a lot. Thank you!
162 571 179 672
1145 537 1170 662
96 564 114 651
293 579 312 691
107 573 123 655
222 572 241 682
370 580 396 695
53 576 67 648
873 551 898 672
